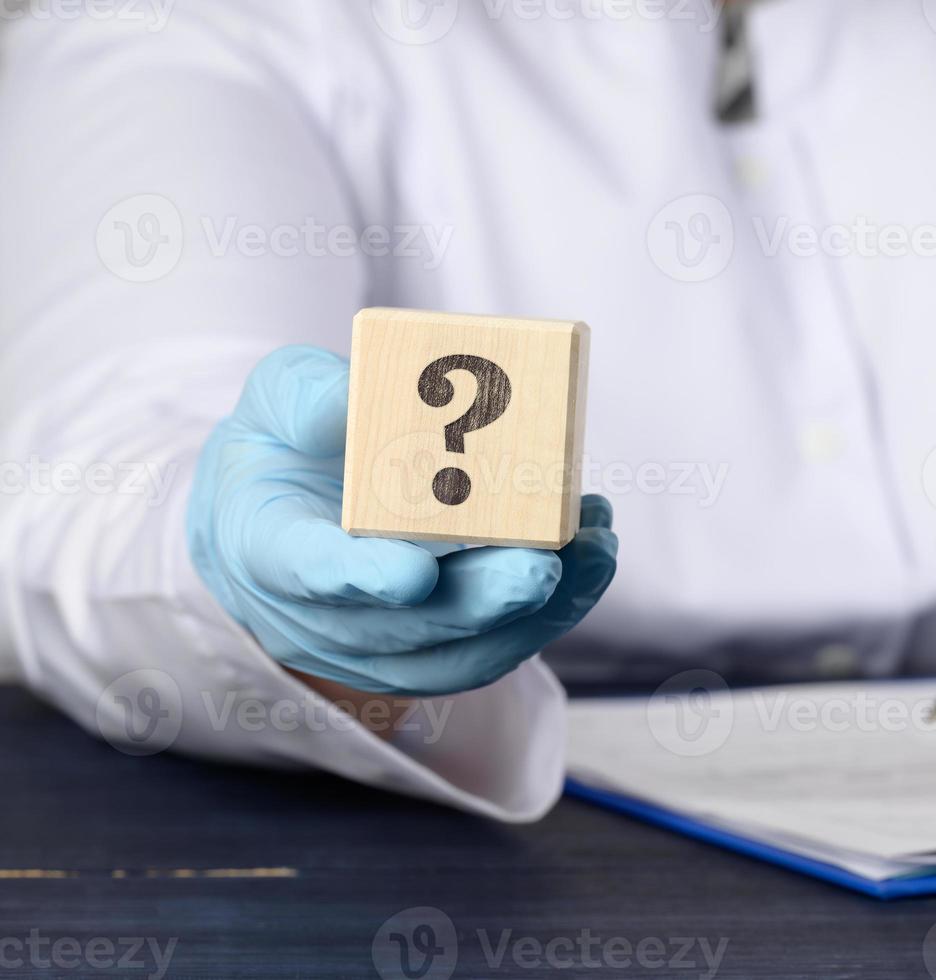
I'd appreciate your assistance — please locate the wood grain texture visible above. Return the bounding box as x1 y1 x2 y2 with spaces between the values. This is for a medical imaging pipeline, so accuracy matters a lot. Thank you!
342 308 589 549
2 684 934 979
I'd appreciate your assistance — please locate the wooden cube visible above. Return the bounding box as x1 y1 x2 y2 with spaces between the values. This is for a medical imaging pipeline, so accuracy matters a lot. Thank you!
342 308 589 549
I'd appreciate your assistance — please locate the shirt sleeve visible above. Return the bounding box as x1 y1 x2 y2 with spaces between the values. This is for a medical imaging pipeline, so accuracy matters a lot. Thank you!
0 4 566 822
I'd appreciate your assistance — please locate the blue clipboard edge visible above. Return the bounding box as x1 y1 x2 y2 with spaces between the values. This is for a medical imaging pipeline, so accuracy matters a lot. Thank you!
564 777 936 900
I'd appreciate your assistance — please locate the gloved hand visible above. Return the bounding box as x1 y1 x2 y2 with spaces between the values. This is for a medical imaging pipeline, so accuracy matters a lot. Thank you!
187 345 617 696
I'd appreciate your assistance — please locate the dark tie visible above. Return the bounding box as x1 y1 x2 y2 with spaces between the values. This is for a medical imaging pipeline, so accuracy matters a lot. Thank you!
715 2 757 124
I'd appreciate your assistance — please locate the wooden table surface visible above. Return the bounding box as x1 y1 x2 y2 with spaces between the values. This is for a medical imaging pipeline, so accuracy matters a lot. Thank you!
2 684 935 979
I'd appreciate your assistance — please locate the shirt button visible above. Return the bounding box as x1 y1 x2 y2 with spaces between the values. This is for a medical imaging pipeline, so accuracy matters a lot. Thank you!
814 643 858 677
735 155 769 189
799 422 846 463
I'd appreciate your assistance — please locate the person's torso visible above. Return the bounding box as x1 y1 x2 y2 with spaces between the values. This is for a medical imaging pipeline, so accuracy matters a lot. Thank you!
235 0 936 678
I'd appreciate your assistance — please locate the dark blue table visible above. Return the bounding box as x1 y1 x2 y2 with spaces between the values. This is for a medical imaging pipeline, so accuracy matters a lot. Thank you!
2 685 934 979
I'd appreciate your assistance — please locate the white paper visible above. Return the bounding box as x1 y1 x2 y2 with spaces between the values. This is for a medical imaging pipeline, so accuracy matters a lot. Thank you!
567 680 936 881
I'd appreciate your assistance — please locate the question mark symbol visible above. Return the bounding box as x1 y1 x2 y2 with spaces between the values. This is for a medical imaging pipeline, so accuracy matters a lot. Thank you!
418 354 512 506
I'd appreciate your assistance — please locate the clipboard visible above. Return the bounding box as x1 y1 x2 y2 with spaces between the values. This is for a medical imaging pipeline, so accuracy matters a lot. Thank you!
565 777 936 900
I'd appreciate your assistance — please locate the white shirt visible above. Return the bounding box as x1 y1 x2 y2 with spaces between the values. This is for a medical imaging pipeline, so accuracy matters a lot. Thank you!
2 0 936 819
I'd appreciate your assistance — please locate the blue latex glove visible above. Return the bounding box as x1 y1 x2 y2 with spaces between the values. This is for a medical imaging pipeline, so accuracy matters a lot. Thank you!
187 346 617 696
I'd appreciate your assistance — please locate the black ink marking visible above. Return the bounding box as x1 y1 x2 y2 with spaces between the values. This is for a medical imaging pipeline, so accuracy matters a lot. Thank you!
431 467 472 507
418 355 512 505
